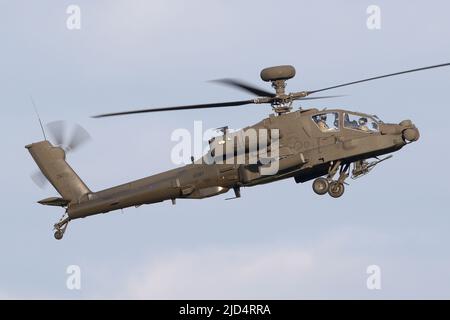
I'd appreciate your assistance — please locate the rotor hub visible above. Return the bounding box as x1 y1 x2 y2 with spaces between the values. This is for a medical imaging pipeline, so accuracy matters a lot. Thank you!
270 95 294 115
259 65 297 115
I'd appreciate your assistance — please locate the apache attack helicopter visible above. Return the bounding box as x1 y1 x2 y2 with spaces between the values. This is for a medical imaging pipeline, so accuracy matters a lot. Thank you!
26 63 449 239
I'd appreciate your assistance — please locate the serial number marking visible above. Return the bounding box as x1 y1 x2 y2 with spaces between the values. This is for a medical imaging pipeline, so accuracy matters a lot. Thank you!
223 304 271 317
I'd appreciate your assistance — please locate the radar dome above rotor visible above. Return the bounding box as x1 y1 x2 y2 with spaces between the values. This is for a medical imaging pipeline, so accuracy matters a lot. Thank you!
260 65 296 82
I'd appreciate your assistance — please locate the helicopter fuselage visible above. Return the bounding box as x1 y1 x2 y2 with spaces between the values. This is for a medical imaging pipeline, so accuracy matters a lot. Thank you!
64 108 419 220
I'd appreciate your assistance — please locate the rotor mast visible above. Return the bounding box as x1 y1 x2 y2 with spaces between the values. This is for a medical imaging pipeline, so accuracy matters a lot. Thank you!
260 65 304 115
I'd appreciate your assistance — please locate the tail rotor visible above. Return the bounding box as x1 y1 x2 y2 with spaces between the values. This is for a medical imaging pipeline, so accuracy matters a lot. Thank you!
30 121 91 189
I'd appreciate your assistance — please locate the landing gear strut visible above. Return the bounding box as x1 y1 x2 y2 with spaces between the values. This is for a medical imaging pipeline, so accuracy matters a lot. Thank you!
53 213 71 240
312 161 350 198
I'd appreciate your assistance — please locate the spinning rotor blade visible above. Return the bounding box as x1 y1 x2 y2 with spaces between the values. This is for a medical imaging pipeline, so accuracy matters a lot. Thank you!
46 120 91 151
306 63 450 95
210 78 275 97
46 120 67 147
92 62 449 118
30 170 48 189
92 95 345 118
66 124 91 152
92 99 257 118
296 95 345 101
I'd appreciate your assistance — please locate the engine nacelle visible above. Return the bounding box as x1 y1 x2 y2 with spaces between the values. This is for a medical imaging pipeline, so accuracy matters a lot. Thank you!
208 128 275 159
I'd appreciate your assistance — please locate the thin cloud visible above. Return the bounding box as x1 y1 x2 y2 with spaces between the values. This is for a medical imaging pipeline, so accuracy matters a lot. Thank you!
123 227 388 299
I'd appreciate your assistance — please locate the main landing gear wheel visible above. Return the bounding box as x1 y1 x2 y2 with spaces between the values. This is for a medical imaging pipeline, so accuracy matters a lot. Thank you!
312 177 329 195
328 181 345 198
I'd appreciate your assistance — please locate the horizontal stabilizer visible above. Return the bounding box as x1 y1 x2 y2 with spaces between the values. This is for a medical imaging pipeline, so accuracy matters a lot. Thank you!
38 197 70 207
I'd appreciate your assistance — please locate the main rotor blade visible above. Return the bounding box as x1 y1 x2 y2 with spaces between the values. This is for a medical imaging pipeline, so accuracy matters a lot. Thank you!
307 62 450 95
210 78 275 97
296 95 346 101
92 99 257 118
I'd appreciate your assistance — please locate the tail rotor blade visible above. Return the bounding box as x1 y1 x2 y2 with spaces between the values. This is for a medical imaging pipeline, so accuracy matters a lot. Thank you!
30 170 48 189
46 121 67 147
66 124 91 152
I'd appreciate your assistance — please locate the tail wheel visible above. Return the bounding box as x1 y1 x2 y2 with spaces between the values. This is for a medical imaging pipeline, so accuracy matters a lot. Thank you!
54 230 64 240
53 216 70 240
312 177 329 195
328 181 345 198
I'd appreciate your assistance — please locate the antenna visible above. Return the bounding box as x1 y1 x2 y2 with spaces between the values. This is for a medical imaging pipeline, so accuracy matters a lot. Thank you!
30 95 47 140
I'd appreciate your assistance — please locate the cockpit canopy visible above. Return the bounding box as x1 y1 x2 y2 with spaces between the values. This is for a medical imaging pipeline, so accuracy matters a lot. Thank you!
343 112 379 132
312 112 339 132
312 111 380 133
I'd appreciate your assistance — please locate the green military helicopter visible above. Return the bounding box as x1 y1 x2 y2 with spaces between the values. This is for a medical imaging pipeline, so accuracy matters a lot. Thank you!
27 63 448 239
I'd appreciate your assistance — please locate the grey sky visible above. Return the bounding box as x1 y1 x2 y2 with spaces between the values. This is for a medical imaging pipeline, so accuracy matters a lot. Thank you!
1 0 450 299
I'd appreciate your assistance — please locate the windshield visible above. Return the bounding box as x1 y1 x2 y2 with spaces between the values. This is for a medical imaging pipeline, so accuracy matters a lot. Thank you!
372 115 383 123
312 112 339 132
344 112 379 133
